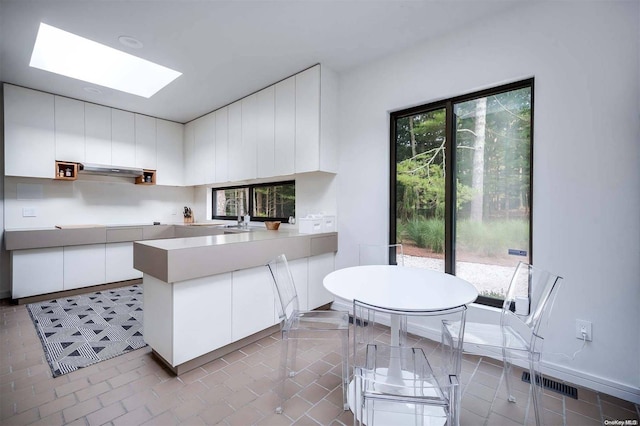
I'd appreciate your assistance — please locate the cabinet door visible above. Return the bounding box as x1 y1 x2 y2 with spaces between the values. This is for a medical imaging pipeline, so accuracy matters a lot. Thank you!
11 248 63 298
85 103 112 165
4 85 55 178
106 242 142 283
156 119 184 186
295 66 321 173
63 244 106 290
256 86 275 178
231 266 276 341
241 94 258 180
288 258 309 312
308 253 335 309
135 114 157 169
54 96 85 163
183 121 195 186
274 77 295 176
111 109 136 167
227 100 242 182
215 107 229 183
194 114 215 185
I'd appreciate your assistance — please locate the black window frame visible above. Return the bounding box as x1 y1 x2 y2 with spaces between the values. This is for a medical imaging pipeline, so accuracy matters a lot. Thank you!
390 78 534 308
211 180 295 223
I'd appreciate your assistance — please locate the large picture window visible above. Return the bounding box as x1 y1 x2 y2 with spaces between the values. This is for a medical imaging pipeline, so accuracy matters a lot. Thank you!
212 181 295 222
390 79 533 307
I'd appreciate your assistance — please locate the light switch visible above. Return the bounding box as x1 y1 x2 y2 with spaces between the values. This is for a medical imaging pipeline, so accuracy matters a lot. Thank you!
22 207 37 217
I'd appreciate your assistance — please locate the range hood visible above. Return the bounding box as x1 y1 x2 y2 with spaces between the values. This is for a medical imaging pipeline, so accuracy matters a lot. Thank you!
79 163 144 177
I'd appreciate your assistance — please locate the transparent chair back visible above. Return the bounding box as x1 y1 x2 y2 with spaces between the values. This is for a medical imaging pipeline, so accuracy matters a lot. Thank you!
266 254 299 322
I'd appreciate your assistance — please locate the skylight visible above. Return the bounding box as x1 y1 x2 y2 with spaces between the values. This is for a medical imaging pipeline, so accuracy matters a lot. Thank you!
30 23 182 98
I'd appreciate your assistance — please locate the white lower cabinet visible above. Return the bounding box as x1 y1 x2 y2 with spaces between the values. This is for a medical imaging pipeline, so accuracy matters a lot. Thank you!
11 248 64 298
288 258 309 312
106 242 143 283
172 273 233 365
63 244 106 290
232 266 276 341
308 253 336 309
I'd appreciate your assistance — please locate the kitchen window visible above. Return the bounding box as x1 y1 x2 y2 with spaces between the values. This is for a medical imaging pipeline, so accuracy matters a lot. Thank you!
390 79 533 308
212 181 295 222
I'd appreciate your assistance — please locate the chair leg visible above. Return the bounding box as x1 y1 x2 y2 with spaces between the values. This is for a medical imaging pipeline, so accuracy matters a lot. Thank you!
502 347 516 403
276 333 289 414
341 331 350 410
529 359 543 426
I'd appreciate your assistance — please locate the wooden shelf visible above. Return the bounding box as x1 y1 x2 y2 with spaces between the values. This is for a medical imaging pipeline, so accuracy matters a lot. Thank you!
54 161 78 181
135 169 156 185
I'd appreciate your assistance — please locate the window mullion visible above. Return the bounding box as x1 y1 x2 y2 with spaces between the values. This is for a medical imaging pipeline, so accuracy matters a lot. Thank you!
444 101 455 275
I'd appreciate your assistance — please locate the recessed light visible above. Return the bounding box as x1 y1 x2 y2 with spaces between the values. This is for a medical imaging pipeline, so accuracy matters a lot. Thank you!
30 23 182 98
118 35 143 49
83 86 102 95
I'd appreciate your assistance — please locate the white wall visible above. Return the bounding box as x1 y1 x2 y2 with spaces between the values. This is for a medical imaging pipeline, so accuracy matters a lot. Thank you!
0 85 8 298
4 176 194 229
335 1 639 402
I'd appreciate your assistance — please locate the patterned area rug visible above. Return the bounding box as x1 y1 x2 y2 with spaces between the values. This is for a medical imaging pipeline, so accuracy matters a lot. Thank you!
27 285 147 377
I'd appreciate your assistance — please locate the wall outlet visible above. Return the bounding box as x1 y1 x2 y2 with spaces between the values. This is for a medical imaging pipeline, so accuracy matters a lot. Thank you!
575 319 593 341
22 207 37 217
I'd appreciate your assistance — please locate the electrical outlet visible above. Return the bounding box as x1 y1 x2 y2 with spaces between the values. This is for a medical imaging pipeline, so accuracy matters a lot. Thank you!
575 319 593 341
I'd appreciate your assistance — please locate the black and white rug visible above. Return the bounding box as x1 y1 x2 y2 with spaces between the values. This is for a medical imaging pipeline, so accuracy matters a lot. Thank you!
27 285 147 377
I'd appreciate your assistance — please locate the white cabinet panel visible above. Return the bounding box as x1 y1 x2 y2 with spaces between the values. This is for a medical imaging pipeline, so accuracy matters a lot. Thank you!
63 244 106 290
215 107 229 183
295 66 321 173
241 94 258 181
194 113 215 185
227 101 242 182
173 273 233 365
11 248 64 298
183 121 195 186
274 77 295 176
288 258 309 312
156 119 184 186
111 109 136 168
232 266 276 341
54 96 85 163
135 114 157 169
257 86 275 178
4 84 55 178
85 103 112 165
308 253 335 309
106 242 142 283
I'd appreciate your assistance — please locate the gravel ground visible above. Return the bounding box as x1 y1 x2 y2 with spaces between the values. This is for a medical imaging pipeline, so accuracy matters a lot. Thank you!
402 255 514 297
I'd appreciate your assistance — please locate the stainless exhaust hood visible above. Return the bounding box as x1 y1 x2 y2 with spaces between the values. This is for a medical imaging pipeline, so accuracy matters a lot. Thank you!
79 163 144 177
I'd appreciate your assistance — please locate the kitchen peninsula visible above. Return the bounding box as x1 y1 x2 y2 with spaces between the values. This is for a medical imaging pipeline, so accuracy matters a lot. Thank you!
133 229 337 374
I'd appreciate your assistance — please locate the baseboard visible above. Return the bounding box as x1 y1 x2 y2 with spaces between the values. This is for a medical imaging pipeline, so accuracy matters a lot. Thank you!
330 298 640 404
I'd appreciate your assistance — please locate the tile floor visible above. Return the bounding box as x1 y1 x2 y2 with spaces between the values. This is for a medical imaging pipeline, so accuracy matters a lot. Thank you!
1 299 639 426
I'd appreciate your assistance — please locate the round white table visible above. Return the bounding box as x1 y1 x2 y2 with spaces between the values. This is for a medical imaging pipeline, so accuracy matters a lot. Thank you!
323 265 479 311
323 265 478 426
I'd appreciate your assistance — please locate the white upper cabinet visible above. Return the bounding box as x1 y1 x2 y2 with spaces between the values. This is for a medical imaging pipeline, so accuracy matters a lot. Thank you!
274 77 295 176
156 119 184 186
135 114 157 170
241 94 258 181
256 86 275 179
194 113 216 185
111 109 136 168
54 96 85 163
183 121 195 186
215 107 229 183
295 65 337 174
227 100 243 182
85 103 112 165
4 84 55 178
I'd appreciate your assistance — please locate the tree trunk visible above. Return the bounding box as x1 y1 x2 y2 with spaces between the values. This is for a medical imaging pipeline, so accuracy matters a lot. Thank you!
470 98 486 222
409 116 417 157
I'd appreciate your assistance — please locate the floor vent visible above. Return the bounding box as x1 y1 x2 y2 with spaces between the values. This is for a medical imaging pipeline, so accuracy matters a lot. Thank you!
521 372 578 399
348 316 368 326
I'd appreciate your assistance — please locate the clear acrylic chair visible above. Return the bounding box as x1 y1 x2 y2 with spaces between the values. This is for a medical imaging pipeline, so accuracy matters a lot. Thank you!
266 254 350 414
359 243 405 266
442 262 563 426
352 299 467 426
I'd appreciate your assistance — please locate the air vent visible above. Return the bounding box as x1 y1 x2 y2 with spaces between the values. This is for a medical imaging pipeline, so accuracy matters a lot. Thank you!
522 372 578 399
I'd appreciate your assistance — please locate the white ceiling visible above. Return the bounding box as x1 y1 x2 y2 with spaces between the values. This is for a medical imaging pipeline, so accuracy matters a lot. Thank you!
0 0 527 123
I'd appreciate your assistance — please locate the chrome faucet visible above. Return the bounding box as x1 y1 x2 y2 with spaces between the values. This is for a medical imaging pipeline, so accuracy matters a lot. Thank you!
223 198 244 226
